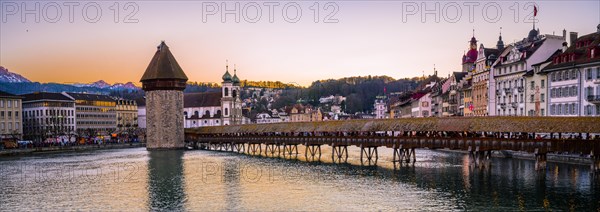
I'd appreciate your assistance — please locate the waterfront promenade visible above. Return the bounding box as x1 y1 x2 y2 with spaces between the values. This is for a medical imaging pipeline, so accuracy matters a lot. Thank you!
0 143 145 157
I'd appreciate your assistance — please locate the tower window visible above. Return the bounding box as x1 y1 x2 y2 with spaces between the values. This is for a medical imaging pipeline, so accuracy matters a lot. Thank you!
225 108 228 116
224 88 229 97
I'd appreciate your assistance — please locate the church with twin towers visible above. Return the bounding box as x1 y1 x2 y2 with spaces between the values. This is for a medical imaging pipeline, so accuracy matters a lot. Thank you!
183 62 248 128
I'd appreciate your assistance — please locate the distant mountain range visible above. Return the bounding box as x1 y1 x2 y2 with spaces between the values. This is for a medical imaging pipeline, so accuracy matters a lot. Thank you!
0 66 141 95
0 66 30 83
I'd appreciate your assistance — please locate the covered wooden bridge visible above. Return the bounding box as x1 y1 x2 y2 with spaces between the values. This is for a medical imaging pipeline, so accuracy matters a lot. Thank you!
184 117 600 170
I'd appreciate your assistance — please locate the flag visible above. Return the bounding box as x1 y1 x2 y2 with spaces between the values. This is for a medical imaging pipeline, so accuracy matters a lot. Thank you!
469 103 474 111
534 6 538 17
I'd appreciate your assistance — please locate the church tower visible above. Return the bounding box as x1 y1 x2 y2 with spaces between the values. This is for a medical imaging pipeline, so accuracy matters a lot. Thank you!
140 41 188 149
221 62 234 125
230 67 243 125
462 30 478 72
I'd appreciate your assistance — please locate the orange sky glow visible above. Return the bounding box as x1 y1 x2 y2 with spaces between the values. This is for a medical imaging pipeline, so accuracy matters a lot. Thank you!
1 1 599 86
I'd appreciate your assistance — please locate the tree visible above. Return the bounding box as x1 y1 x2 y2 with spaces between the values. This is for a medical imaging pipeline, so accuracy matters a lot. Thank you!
272 95 296 110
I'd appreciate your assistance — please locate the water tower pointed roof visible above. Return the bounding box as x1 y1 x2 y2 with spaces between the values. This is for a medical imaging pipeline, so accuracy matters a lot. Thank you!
140 41 188 82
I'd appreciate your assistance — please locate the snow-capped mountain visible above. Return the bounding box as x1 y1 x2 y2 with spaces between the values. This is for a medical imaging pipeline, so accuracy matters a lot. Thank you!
72 80 140 90
112 82 139 90
0 66 31 83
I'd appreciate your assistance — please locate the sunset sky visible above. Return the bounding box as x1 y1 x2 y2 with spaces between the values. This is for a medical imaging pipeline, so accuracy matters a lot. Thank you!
1 1 599 86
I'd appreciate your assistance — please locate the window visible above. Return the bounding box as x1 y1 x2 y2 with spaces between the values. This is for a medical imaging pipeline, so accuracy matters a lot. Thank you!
14 100 18 108
541 94 545 102
541 109 545 116
588 69 593 80
520 94 524 103
7 100 11 108
597 68 600 79
530 95 534 103
587 87 594 98
530 81 535 90
541 80 545 88
558 71 563 81
224 87 229 97
565 71 570 79
558 104 562 115
586 105 592 115
225 108 229 116
0 100 3 107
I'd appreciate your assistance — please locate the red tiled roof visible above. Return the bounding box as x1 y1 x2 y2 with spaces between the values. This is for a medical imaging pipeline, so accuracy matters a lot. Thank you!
543 32 600 72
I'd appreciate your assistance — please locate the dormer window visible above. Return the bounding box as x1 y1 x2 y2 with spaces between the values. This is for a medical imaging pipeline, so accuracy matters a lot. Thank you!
592 49 595 58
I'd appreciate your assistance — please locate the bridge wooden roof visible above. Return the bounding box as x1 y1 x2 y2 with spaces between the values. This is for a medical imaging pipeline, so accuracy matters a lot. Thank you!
185 117 600 134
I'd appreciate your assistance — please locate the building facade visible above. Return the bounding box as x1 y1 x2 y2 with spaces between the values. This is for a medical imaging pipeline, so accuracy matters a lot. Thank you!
374 97 387 119
472 42 501 116
115 99 138 132
493 28 564 116
21 92 75 142
136 99 146 128
524 58 553 116
64 92 117 137
0 91 23 141
543 27 600 116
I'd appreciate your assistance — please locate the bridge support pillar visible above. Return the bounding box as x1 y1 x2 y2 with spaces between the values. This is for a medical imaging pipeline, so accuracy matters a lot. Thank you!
393 145 415 164
283 144 299 159
469 146 491 168
265 144 280 157
360 144 378 166
248 143 261 156
223 142 232 151
233 143 245 153
590 151 600 174
534 148 547 171
331 144 348 163
304 144 321 162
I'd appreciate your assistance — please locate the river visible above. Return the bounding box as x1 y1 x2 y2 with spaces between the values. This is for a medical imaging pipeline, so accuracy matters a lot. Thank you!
0 146 598 211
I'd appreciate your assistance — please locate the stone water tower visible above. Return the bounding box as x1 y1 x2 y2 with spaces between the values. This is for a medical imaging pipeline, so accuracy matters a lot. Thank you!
140 41 188 149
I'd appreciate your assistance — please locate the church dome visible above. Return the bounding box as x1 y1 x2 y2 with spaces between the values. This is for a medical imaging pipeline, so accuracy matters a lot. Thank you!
464 49 478 64
222 70 232 82
232 72 240 85
527 28 538 41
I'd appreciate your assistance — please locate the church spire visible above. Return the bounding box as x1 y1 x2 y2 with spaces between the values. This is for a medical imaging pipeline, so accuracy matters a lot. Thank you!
497 27 505 50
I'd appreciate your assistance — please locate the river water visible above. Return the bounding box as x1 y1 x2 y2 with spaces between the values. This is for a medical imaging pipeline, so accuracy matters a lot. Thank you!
0 146 598 211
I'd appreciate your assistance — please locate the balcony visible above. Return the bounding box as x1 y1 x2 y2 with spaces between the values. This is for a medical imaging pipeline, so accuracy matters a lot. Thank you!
500 103 506 109
504 88 511 94
517 86 524 93
587 95 600 104
496 90 501 95
448 99 458 105
511 102 518 108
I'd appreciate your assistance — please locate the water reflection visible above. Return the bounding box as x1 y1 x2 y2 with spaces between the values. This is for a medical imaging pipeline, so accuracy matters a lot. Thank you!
147 150 186 211
0 147 598 211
